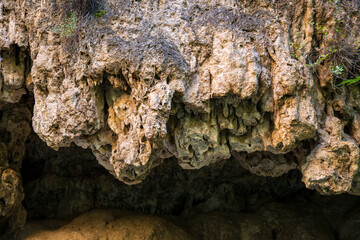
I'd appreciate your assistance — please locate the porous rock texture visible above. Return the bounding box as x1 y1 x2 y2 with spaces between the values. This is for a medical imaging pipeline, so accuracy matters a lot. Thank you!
1 0 360 236
2 0 360 188
0 102 31 238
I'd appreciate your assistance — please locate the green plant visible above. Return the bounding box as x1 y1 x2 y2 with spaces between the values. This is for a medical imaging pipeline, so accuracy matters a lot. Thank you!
306 54 329 68
52 0 104 52
331 65 344 75
339 76 360 86
289 32 309 60
304 1 360 88
52 0 104 38
52 12 78 37
355 38 360 49
95 10 106 18
309 21 329 35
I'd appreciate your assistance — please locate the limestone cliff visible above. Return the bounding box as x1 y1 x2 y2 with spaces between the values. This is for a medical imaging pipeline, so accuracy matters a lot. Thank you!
1 0 360 238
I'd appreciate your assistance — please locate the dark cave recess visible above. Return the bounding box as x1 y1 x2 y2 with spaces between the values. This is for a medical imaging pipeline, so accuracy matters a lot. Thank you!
19 133 360 239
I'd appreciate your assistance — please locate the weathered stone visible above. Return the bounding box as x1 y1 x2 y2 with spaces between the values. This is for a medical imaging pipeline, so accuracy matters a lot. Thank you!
1 0 360 194
233 151 297 178
0 45 28 106
302 117 360 195
19 209 195 240
0 103 31 237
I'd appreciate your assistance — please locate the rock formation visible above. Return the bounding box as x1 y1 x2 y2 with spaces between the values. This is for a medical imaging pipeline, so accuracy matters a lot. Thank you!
1 0 360 238
18 140 360 240
0 103 31 238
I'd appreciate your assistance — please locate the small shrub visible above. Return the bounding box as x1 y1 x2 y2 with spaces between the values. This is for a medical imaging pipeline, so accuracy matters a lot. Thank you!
52 0 104 52
52 12 78 37
52 0 104 37
300 0 360 88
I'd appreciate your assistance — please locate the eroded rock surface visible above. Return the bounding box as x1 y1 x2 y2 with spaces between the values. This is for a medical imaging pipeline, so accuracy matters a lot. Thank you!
302 117 360 195
19 209 196 240
1 0 360 238
0 103 31 238
1 0 360 192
